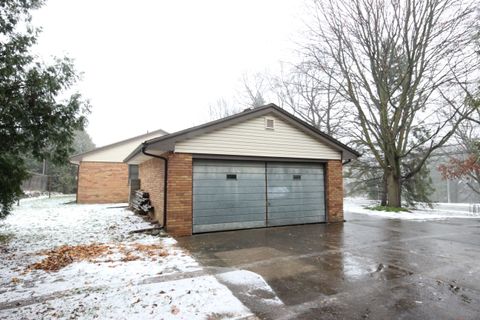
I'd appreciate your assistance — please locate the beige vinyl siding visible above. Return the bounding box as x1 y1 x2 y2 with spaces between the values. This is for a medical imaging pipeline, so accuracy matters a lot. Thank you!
82 132 165 162
175 114 341 160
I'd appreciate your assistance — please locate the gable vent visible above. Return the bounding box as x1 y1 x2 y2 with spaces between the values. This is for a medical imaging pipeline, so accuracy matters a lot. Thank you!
265 118 275 130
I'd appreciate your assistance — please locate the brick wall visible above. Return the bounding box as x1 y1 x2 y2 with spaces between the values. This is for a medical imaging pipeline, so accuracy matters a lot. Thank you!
326 160 344 222
156 154 342 236
165 153 193 236
77 162 129 203
139 158 165 225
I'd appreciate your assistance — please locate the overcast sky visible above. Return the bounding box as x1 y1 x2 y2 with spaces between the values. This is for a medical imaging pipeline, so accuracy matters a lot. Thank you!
32 0 306 147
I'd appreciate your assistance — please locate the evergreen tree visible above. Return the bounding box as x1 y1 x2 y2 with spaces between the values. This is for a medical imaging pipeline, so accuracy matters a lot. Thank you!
0 0 89 217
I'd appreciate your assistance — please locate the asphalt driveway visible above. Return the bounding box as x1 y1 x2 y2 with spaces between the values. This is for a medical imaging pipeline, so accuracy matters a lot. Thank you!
177 212 480 319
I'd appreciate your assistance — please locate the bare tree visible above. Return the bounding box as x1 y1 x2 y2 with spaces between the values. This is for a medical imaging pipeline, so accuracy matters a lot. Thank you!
305 0 479 207
238 72 269 108
273 61 347 138
208 98 242 120
207 73 274 121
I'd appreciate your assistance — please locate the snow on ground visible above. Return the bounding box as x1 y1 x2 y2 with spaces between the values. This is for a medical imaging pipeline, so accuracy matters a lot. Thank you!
345 197 480 221
0 195 254 319
217 270 283 306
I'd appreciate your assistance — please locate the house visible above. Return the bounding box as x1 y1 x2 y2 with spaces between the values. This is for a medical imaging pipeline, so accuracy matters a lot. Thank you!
70 129 168 203
125 104 359 236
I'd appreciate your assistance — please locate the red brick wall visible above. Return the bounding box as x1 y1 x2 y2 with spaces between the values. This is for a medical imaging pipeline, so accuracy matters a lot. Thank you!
165 153 193 236
77 162 129 204
139 158 165 225
326 160 344 222
159 154 342 236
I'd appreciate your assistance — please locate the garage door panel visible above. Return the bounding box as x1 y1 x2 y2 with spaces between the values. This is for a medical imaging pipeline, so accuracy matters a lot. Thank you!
267 197 325 207
194 213 266 224
263 192 321 200
267 175 324 181
268 216 326 227
193 160 266 233
194 207 266 218
268 191 324 197
267 180 325 187
268 209 325 218
268 203 325 214
193 173 266 180
194 199 269 210
267 168 324 175
267 162 325 226
194 180 265 188
194 192 266 203
267 166 324 174
267 186 324 194
193 221 266 233
194 186 266 195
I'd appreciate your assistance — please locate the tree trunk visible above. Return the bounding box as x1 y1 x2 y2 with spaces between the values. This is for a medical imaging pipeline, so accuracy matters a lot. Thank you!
380 172 387 206
386 169 402 207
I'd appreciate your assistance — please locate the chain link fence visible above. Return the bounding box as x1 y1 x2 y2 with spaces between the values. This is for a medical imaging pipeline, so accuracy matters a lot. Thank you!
22 172 49 192
21 171 75 197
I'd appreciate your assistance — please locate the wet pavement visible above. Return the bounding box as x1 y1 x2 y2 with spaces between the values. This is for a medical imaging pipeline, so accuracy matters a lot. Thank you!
177 212 480 320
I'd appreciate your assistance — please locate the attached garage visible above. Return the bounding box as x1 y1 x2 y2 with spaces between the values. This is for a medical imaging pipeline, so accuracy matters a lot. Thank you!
125 103 359 236
193 160 325 233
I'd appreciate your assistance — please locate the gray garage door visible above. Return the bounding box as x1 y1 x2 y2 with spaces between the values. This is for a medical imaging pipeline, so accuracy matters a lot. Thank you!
267 162 325 226
193 160 267 233
193 160 325 233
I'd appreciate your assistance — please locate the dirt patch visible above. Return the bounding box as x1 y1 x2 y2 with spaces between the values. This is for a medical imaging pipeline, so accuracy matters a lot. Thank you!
117 243 168 262
133 243 168 256
28 244 110 272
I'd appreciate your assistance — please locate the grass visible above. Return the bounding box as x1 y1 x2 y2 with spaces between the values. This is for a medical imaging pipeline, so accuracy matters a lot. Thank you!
367 205 410 213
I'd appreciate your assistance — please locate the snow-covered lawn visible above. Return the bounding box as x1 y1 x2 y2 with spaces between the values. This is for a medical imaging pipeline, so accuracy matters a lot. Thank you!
0 195 255 319
345 197 480 220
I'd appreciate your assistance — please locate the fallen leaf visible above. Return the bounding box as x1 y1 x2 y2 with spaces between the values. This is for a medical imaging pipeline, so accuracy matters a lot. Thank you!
27 244 110 272
171 305 180 315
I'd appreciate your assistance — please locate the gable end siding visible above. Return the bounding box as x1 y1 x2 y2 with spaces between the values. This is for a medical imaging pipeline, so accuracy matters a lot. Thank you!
174 114 341 160
79 131 167 163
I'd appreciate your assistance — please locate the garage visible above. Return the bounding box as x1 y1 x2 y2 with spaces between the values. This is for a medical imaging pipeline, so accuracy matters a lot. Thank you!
125 104 359 236
193 159 325 233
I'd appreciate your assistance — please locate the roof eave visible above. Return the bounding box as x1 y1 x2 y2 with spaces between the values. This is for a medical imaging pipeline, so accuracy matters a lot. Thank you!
123 144 145 163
